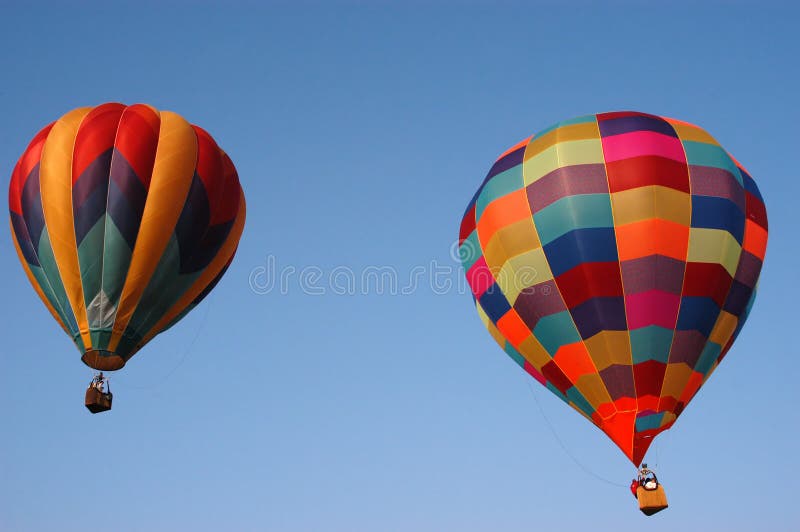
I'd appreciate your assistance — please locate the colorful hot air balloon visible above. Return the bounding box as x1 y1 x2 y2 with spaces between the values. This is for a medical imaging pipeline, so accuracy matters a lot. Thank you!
458 111 767 465
9 103 246 376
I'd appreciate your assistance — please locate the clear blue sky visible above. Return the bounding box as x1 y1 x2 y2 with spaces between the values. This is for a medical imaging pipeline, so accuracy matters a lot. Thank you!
1 2 797 530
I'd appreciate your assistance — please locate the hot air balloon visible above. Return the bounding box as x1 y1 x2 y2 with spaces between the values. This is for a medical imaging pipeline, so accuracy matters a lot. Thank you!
9 103 246 412
458 111 767 511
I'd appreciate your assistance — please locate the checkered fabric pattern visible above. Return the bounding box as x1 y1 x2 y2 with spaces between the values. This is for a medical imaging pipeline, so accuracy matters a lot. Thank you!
458 111 767 465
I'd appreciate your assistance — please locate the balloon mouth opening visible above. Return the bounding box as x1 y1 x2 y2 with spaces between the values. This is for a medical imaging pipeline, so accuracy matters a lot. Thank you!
82 350 126 371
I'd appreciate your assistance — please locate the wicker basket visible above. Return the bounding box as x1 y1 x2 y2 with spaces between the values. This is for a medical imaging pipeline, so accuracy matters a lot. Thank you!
637 484 668 516
85 387 113 414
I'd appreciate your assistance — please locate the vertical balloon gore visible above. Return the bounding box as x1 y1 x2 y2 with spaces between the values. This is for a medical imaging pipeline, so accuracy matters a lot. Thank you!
9 103 246 371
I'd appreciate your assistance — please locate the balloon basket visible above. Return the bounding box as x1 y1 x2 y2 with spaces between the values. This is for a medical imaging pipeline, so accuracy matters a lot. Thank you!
85 387 113 414
637 485 668 516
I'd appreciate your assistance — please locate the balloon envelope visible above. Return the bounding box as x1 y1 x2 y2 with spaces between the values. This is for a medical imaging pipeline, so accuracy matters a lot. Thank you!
458 111 767 465
9 103 246 371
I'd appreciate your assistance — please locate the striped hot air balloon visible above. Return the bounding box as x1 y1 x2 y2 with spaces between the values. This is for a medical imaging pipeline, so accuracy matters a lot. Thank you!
458 111 767 465
9 103 246 372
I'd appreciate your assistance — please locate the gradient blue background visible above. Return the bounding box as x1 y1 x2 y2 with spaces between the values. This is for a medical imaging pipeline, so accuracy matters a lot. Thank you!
1 2 797 530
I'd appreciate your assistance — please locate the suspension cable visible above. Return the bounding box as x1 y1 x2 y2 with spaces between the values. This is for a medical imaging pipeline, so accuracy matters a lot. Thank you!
525 379 629 488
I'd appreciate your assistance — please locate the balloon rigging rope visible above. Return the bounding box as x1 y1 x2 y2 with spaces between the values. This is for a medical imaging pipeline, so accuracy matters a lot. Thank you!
652 424 671 472
525 379 629 488
654 436 660 470
119 293 215 390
